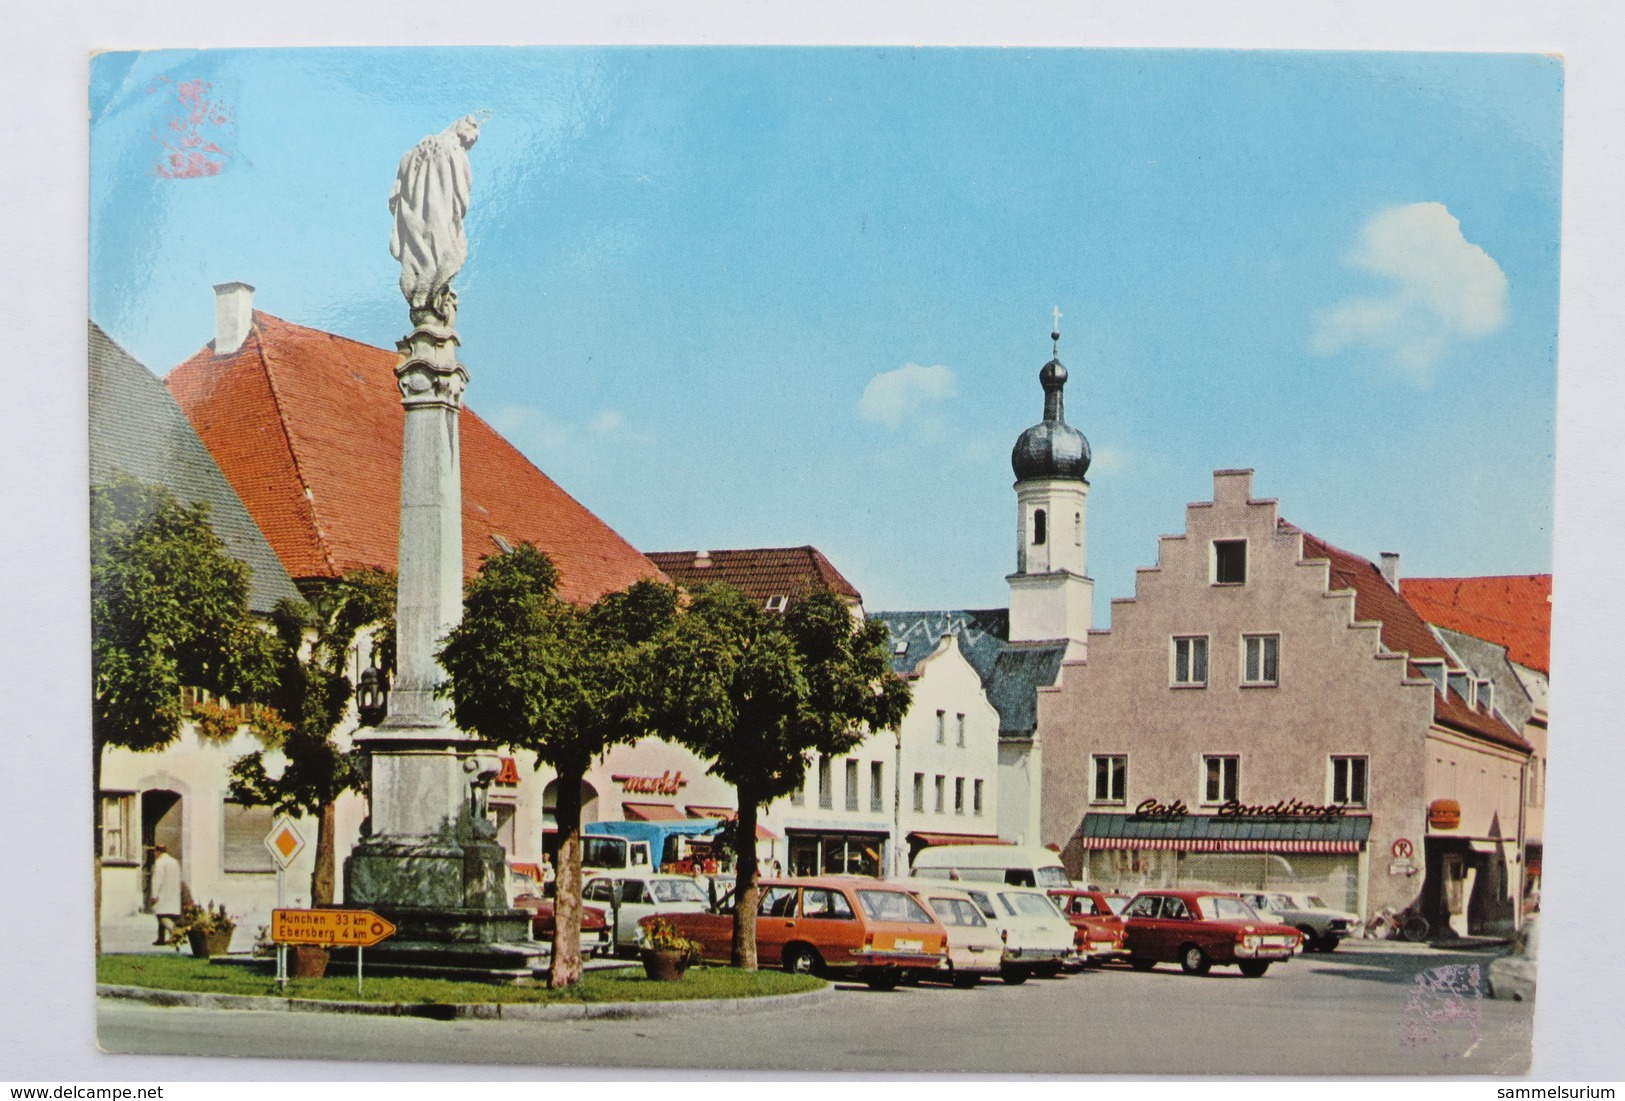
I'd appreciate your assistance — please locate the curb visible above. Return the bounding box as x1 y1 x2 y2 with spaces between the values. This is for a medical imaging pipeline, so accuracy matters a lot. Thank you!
97 982 835 1021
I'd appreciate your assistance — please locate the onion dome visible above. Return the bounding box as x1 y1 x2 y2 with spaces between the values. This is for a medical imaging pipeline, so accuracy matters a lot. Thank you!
1011 329 1090 482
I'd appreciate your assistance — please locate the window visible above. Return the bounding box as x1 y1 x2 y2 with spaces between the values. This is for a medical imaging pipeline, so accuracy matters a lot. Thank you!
818 755 832 809
1092 755 1127 803
870 761 885 812
1074 511 1083 546
802 888 856 919
973 778 985 816
101 793 136 863
1213 539 1247 584
791 778 805 806
1124 895 1162 918
1330 756 1368 807
934 775 946 814
845 758 859 811
759 886 799 917
954 777 965 815
1162 896 1191 920
936 710 946 744
1242 634 1279 686
1033 508 1048 545
1203 755 1239 804
956 713 966 747
764 594 789 613
913 772 925 813
222 801 275 872
1172 636 1209 687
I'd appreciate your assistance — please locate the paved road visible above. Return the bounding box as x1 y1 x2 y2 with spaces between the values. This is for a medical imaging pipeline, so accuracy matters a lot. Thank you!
98 943 1534 1075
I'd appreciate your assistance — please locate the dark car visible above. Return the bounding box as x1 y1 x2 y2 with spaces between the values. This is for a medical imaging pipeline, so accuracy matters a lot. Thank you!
1121 889 1302 977
512 890 611 956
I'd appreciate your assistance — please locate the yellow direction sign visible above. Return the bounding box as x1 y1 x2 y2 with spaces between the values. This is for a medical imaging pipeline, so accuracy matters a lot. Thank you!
272 908 397 947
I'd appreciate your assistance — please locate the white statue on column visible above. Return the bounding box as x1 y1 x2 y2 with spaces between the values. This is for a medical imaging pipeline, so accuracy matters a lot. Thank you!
389 115 482 320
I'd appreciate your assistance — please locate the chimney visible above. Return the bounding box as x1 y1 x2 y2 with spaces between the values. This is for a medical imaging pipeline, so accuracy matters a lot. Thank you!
693 550 711 569
213 282 255 356
1379 552 1400 589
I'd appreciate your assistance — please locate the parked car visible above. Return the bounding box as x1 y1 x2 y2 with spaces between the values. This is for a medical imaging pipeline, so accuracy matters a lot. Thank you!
911 844 1071 888
1487 917 1538 1002
1047 887 1127 964
650 876 949 990
511 890 611 956
1236 890 1357 952
583 873 712 953
902 883 1006 987
1102 892 1132 915
1121 890 1302 977
960 884 1077 984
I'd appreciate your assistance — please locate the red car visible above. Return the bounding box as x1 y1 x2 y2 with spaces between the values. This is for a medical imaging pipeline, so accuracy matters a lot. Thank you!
1047 888 1127 964
512 891 611 956
1120 889 1302 977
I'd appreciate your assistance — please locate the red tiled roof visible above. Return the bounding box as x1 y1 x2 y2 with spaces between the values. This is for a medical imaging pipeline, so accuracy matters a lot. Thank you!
1400 575 1551 674
646 546 863 606
1296 527 1530 754
166 311 663 605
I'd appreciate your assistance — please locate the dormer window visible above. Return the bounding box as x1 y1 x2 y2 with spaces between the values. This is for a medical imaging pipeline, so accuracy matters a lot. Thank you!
765 594 789 613
1477 680 1494 712
1212 540 1247 585
1415 660 1446 693
892 640 908 656
1447 670 1470 701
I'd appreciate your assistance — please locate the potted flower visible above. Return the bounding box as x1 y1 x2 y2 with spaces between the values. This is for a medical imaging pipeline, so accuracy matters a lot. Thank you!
639 918 701 981
168 901 237 958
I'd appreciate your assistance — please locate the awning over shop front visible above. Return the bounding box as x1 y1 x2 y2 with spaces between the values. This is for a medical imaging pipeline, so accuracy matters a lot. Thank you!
622 801 686 821
1079 812 1371 854
908 831 1009 848
681 804 779 840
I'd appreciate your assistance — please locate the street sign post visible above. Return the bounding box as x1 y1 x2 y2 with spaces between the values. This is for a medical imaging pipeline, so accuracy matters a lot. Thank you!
263 817 306 990
272 909 398 995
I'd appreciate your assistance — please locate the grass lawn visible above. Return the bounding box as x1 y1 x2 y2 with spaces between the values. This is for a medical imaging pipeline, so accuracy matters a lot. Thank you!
98 954 823 1005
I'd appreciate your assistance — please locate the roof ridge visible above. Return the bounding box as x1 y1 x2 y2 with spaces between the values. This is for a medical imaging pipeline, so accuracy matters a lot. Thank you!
252 313 342 579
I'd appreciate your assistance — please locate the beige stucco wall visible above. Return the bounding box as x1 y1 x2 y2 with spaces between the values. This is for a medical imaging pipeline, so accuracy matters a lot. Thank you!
1037 469 1440 918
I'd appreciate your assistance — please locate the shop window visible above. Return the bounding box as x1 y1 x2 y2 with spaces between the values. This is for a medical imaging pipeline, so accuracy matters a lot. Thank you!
1330 756 1368 807
1212 539 1247 585
1242 634 1279 686
913 772 925 813
973 778 985 816
818 755 832 810
101 792 137 863
1092 755 1127 804
222 801 275 872
954 777 965 815
1202 755 1239 804
936 710 946 744
845 758 859 812
1172 635 1209 687
934 775 946 814
870 761 884 812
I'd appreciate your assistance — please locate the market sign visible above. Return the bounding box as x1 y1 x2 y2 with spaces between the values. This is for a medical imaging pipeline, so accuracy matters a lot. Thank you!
611 770 687 796
1428 798 1462 830
272 908 397 947
494 757 522 786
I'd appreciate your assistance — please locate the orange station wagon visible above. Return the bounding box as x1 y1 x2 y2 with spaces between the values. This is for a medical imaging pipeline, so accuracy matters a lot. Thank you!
648 876 949 990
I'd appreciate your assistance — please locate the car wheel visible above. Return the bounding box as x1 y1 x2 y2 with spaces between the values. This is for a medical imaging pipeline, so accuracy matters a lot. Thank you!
1297 926 1321 952
782 944 823 977
1001 965 1030 985
866 970 902 992
1179 944 1211 975
1129 957 1157 972
1238 961 1271 978
951 969 981 989
1320 936 1341 953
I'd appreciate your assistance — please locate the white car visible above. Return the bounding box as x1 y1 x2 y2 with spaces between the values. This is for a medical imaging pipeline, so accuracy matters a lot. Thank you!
583 873 712 952
961 885 1077 984
905 883 1006 988
1487 917 1538 1002
1237 891 1358 952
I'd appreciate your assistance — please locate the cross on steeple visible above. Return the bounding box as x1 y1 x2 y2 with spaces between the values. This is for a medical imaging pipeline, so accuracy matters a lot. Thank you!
1052 305 1062 355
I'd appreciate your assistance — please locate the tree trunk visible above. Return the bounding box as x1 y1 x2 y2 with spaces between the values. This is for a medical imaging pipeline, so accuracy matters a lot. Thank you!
549 768 584 988
730 792 760 970
310 800 337 906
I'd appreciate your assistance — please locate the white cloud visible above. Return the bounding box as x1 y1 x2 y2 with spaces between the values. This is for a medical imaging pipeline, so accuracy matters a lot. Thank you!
590 409 628 436
1312 202 1508 380
859 362 958 428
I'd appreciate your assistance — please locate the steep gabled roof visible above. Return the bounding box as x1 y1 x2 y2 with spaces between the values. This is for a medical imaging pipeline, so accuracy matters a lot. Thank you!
1297 527 1529 754
646 546 862 608
90 321 300 614
1400 575 1552 675
869 609 1008 680
164 311 662 606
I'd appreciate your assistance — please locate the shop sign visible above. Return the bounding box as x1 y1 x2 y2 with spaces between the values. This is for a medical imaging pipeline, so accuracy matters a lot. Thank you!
1427 798 1462 830
611 770 687 796
494 757 522 786
1216 799 1346 819
1132 798 1189 819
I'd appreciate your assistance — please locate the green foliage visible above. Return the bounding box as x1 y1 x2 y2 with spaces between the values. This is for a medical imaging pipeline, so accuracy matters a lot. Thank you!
91 475 280 755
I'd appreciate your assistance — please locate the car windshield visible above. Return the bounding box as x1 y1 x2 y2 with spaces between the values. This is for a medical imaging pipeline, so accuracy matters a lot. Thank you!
1001 891 1061 919
1035 867 1071 888
650 879 707 904
856 889 932 924
1202 895 1261 922
965 890 998 919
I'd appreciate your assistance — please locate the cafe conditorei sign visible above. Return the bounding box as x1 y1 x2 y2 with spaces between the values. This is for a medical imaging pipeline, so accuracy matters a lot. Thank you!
1131 797 1348 820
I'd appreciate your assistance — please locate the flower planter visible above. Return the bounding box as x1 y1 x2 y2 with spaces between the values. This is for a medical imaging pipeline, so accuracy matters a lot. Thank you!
290 945 331 978
640 947 689 981
186 929 234 958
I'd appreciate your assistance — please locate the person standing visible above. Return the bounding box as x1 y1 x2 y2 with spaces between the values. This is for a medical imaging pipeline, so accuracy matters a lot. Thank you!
149 845 182 945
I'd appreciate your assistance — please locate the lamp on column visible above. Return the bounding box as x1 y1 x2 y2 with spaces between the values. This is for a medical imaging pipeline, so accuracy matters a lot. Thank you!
356 666 390 727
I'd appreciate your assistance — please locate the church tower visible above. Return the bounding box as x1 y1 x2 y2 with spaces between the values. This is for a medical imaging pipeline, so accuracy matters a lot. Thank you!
1007 324 1093 659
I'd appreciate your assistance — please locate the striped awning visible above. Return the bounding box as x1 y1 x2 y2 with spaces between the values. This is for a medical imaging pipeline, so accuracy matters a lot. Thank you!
1079 812 1371 855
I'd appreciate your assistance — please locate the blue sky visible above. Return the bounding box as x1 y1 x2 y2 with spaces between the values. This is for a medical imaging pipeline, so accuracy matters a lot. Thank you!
89 47 1561 614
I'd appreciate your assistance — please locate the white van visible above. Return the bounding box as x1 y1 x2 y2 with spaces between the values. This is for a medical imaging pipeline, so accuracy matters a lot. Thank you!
910 844 1072 889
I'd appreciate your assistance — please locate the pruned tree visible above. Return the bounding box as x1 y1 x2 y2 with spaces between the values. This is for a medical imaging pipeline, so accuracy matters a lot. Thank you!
437 544 679 986
646 584 911 969
228 570 396 905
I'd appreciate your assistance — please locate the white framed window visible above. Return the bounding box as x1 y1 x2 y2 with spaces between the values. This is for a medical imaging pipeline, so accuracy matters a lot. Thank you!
934 775 946 814
936 710 946 744
1172 635 1209 687
1202 755 1239 804
1212 539 1247 585
954 777 965 815
1329 756 1369 807
870 761 884 812
956 713 966 747
101 792 137 864
845 758 859 811
1092 755 1127 804
913 772 925 813
222 801 275 872
1242 634 1279 686
973 778 985 816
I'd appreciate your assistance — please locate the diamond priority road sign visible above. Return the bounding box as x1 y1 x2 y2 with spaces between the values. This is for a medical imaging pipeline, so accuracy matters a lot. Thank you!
272 908 398 947
264 816 306 869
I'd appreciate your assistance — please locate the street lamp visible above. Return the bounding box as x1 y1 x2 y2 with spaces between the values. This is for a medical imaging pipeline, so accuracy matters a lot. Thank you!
356 665 390 727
